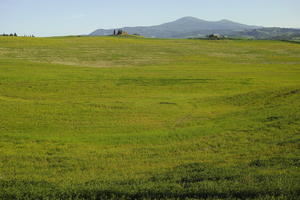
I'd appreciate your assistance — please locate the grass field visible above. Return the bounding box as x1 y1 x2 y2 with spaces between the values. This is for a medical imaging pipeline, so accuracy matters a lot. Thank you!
0 36 300 199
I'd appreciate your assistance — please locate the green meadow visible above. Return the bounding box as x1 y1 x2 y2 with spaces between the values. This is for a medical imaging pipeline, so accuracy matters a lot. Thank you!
0 36 299 199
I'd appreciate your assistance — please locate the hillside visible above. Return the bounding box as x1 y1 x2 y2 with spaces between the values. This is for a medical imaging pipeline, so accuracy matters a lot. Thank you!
90 16 260 38
0 37 300 199
230 27 300 40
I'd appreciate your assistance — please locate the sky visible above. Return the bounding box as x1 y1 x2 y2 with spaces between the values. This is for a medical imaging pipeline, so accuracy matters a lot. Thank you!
0 0 299 37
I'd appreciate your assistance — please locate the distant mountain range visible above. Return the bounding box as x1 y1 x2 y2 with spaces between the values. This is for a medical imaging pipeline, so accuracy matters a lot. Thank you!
89 17 300 40
229 27 300 40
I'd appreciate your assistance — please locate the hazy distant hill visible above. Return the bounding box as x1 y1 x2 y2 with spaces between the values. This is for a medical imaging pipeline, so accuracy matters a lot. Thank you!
229 27 300 40
89 16 260 38
89 17 300 40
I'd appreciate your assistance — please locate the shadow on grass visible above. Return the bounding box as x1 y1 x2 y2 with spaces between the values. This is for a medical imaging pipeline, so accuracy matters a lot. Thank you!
1 162 299 199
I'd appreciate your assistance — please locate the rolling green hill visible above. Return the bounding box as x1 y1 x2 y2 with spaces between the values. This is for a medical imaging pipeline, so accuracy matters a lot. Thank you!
0 36 300 199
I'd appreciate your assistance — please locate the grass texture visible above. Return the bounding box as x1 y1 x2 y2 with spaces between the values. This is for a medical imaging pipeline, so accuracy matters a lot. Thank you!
0 36 300 199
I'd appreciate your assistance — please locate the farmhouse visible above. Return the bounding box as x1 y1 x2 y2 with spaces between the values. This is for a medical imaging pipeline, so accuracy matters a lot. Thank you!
207 34 225 40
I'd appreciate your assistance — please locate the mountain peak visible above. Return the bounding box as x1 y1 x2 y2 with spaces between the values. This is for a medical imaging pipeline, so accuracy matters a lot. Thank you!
173 16 207 24
177 16 201 21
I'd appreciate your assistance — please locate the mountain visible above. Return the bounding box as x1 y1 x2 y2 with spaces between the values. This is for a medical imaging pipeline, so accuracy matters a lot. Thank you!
89 17 261 38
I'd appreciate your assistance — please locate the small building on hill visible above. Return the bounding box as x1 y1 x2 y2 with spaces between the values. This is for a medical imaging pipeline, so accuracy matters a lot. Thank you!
207 34 225 40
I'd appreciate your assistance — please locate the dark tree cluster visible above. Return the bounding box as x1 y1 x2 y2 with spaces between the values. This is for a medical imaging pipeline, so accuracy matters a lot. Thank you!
113 29 128 36
1 33 35 37
1 33 18 37
113 29 122 35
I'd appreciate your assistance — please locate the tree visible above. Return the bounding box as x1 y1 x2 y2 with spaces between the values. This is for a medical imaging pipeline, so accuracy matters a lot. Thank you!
117 29 123 35
14 33 17 37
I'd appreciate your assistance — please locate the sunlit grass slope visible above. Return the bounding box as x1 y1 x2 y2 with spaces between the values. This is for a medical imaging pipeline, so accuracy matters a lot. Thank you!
0 36 300 199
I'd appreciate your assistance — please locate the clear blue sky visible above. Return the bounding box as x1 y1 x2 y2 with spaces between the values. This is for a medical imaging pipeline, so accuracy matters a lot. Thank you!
1 0 299 36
